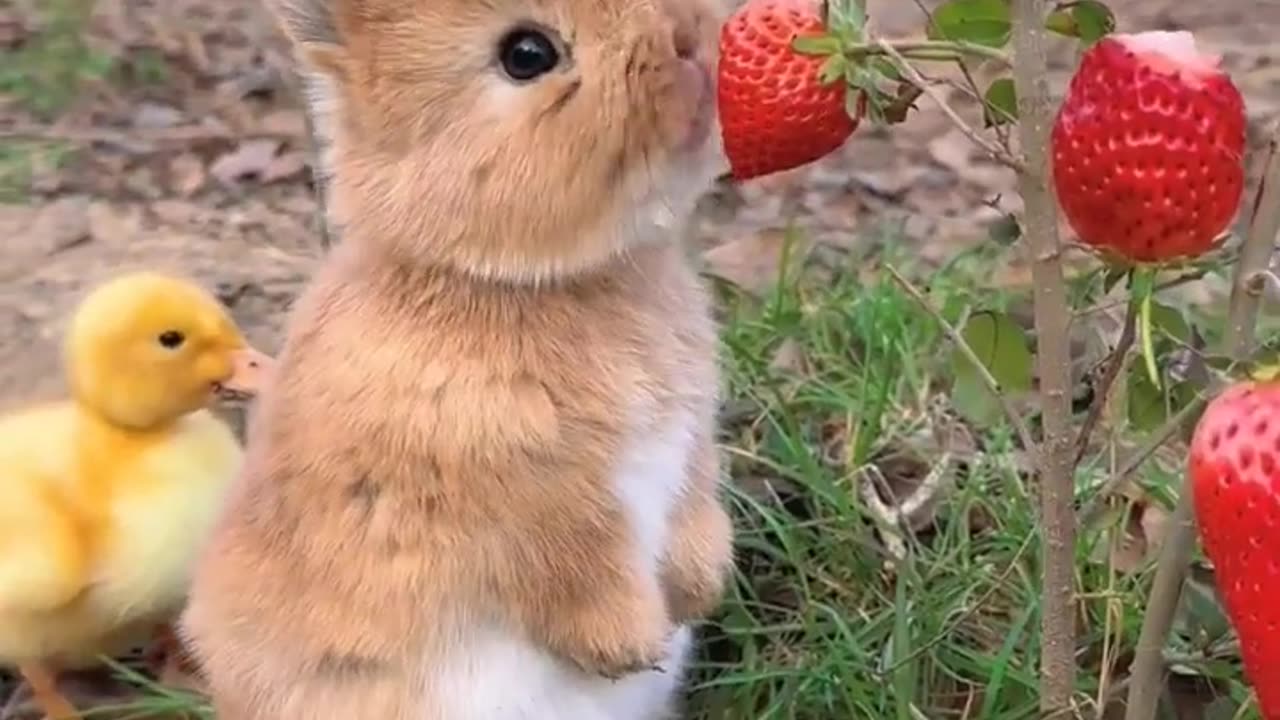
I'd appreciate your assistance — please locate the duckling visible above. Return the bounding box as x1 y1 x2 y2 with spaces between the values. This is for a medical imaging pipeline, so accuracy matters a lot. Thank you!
0 272 271 719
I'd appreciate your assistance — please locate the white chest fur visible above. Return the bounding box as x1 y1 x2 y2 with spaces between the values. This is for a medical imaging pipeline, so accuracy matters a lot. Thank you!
429 625 692 720
611 407 699 576
424 410 700 720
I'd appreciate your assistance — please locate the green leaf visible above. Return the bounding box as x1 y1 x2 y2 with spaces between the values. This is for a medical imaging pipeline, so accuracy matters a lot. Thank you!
1101 265 1130 293
1126 363 1197 432
1175 574 1234 646
1148 302 1192 347
1204 697 1242 720
927 0 1012 49
1045 1 1115 46
1073 1 1116 45
982 77 1018 127
1043 7 1076 37
792 34 843 56
950 311 1033 426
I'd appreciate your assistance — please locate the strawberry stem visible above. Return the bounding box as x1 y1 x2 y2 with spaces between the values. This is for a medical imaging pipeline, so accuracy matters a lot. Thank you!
845 40 1011 67
1131 268 1161 388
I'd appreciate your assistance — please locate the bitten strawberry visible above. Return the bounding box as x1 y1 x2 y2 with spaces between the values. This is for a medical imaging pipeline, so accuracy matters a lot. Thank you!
1190 381 1280 718
717 0 863 180
1051 30 1246 263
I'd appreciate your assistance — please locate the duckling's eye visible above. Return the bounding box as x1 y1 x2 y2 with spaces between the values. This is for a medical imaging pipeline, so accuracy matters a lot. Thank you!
157 331 185 349
498 27 561 82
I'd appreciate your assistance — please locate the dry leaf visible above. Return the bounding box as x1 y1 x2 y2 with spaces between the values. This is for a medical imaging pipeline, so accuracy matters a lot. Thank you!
1139 502 1172 555
0 10 26 49
87 202 143 246
852 166 926 198
150 199 206 225
1108 517 1149 574
131 102 185 130
768 338 806 374
262 151 308 184
702 229 807 295
259 109 307 138
169 152 208 197
927 129 975 174
28 196 91 254
210 139 283 186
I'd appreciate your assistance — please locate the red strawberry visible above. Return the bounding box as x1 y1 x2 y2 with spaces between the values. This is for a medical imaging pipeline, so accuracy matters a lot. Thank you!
717 0 864 180
1051 30 1246 263
1190 381 1280 718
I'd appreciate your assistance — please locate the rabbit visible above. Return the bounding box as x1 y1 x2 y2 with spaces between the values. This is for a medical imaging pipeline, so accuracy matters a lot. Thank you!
178 0 736 718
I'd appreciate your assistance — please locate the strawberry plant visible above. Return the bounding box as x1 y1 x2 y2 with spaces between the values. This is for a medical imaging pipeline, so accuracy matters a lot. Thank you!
713 0 1280 716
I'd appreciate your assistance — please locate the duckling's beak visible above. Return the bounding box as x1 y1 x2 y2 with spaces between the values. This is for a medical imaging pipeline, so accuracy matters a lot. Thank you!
214 346 274 400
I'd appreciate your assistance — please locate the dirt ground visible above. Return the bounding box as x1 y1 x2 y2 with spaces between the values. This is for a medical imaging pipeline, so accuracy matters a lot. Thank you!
2 0 1279 408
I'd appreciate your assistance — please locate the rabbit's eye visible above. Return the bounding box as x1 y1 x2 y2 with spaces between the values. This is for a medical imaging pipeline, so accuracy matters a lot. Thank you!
499 28 560 81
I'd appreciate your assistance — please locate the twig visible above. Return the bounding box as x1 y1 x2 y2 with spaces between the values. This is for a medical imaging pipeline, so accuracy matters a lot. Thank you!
1072 300 1138 466
1008 0 1077 713
1078 396 1204 528
1125 127 1280 720
884 264 1038 453
857 453 954 563
0 123 302 147
874 39 1025 172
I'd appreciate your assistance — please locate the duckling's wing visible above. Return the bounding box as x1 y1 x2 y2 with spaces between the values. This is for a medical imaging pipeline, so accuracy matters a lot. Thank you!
0 405 92 611
0 479 91 612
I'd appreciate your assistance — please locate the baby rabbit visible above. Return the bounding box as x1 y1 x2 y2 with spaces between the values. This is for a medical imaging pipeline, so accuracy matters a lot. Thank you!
181 0 734 718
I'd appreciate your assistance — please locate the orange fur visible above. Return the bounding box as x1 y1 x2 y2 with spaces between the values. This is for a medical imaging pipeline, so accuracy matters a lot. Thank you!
183 0 733 717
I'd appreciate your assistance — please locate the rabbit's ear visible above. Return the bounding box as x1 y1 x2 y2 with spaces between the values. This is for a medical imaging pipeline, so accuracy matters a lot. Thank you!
267 0 338 45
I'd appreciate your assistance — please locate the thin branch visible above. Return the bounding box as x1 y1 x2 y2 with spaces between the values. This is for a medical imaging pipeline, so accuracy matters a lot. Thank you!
874 39 1025 172
884 264 1038 453
1078 397 1203 528
1125 126 1280 720
1008 0 1077 713
1073 301 1138 467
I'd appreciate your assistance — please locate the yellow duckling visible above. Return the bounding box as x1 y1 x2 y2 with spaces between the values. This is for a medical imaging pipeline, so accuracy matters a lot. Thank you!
0 272 271 719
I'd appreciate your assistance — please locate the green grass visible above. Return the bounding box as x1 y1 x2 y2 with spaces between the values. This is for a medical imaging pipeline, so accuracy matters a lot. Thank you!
0 0 170 200
0 140 73 201
686 239 1059 718
0 0 109 200
0 0 114 119
61 234 1262 718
